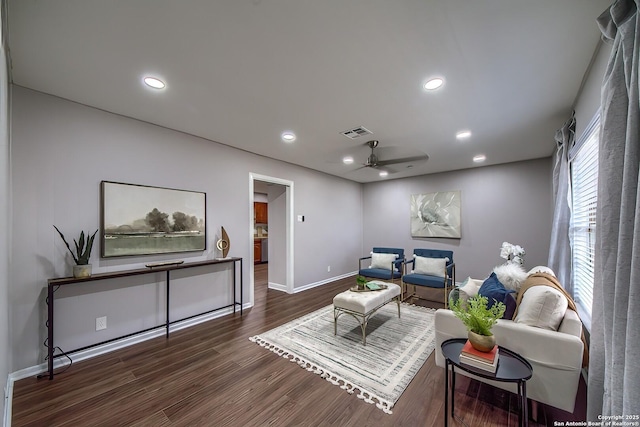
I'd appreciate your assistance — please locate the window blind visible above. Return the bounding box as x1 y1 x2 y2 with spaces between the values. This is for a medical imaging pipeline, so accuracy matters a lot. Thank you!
570 117 599 319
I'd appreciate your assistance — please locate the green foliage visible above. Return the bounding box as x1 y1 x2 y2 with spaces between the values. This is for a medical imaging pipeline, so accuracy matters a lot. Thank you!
356 275 367 286
54 226 98 265
450 295 506 336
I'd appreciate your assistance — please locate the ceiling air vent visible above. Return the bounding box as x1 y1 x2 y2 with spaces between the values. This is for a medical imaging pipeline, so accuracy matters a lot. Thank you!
340 126 372 139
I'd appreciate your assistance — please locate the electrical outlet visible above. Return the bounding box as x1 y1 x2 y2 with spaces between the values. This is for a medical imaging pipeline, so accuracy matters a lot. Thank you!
327 265 331 272
96 316 107 331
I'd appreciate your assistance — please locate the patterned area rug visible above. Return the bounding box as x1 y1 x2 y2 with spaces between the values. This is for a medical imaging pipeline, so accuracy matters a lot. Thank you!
249 303 436 414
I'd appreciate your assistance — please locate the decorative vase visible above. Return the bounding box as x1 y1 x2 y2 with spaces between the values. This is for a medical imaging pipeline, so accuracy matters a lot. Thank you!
357 283 365 290
73 264 92 278
468 330 496 352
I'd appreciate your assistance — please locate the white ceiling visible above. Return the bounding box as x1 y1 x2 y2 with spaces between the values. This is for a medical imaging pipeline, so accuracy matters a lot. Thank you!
6 0 611 183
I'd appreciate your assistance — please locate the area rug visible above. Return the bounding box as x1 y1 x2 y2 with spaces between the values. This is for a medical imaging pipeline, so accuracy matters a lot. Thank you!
249 303 436 414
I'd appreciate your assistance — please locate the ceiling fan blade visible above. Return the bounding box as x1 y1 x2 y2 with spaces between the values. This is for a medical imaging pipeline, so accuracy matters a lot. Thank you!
376 154 429 166
372 165 398 174
346 165 368 173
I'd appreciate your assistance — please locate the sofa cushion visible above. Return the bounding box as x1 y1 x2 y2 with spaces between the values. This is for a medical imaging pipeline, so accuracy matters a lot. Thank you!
478 273 516 319
360 267 402 280
493 263 528 292
514 285 568 331
403 273 446 288
370 252 398 271
413 255 448 277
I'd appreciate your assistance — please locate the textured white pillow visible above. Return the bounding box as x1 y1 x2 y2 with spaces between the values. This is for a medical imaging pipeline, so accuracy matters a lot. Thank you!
527 265 556 277
493 263 529 292
370 252 398 270
459 277 482 299
413 255 448 277
514 285 568 331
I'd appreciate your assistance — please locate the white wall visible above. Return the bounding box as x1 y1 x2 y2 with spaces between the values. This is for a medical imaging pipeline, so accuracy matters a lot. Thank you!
1 9 12 420
362 158 553 280
9 86 363 371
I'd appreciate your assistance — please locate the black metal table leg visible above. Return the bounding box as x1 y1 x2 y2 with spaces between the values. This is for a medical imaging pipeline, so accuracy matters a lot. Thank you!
522 381 528 427
47 284 54 380
451 364 456 416
165 271 170 338
444 360 449 427
240 258 243 315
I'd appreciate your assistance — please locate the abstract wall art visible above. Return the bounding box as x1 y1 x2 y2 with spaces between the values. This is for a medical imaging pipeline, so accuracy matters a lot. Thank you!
410 191 461 238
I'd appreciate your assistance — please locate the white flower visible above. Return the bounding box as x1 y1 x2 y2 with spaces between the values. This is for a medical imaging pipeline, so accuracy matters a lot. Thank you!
500 242 525 264
500 242 513 260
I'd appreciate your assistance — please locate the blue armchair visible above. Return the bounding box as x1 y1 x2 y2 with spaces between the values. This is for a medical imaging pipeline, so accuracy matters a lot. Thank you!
358 247 405 285
402 249 455 308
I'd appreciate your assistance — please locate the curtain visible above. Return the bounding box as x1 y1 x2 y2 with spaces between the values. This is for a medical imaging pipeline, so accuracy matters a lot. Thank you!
588 0 640 420
548 113 575 294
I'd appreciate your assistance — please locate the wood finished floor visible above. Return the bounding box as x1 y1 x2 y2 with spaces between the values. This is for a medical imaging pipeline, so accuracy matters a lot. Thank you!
12 264 586 426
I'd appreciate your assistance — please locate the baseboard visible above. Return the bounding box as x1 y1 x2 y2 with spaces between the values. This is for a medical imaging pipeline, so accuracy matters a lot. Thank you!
294 271 357 293
7 303 253 384
268 282 287 292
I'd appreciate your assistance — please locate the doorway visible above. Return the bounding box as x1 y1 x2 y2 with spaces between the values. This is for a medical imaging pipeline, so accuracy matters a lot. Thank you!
249 173 294 307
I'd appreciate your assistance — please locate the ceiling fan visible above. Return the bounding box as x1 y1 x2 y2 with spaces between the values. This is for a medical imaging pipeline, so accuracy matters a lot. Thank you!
357 140 429 173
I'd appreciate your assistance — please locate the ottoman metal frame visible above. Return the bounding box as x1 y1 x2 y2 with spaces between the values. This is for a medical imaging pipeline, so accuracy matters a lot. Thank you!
333 294 401 345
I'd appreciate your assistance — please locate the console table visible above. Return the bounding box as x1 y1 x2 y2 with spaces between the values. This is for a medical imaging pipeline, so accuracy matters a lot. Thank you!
46 257 243 380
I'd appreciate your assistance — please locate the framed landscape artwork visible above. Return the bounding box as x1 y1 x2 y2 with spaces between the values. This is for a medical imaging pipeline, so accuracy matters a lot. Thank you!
101 181 206 257
410 191 461 238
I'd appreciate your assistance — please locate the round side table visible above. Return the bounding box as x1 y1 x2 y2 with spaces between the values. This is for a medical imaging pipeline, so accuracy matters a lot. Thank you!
441 338 533 427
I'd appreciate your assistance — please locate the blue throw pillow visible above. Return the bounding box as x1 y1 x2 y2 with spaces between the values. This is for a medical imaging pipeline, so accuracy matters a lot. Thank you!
478 272 517 319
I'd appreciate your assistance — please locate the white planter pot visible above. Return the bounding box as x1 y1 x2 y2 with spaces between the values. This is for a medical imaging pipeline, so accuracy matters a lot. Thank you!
73 264 92 278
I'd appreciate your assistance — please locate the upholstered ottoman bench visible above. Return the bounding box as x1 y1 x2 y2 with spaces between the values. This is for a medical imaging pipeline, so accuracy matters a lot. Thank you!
333 281 401 345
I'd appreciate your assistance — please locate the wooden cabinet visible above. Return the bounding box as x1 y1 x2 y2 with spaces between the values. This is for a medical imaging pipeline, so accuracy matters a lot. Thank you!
254 202 268 224
254 239 262 263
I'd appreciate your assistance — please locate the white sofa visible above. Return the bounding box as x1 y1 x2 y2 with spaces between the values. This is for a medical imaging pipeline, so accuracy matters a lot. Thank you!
435 297 584 413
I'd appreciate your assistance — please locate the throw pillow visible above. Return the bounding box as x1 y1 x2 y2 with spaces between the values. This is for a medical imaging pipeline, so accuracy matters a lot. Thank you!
514 285 568 331
459 277 482 299
450 277 482 306
413 255 448 277
493 263 528 292
527 265 556 277
478 273 517 319
370 252 398 271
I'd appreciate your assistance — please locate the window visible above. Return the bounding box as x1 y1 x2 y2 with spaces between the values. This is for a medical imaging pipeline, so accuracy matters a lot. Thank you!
569 114 599 326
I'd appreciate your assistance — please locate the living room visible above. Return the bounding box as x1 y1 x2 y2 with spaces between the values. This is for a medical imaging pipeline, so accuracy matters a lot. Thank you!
1 1 638 426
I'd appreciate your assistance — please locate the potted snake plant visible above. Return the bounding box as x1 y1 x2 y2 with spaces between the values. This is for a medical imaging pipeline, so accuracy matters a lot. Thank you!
54 226 99 278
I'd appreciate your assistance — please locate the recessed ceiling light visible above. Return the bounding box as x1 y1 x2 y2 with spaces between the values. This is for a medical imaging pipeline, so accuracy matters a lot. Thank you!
143 76 165 89
424 77 444 91
281 132 296 143
473 154 486 163
456 130 472 140
379 171 389 177
343 156 354 164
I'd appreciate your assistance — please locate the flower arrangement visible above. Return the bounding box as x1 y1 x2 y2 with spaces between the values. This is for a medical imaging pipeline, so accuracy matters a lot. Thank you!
500 241 525 265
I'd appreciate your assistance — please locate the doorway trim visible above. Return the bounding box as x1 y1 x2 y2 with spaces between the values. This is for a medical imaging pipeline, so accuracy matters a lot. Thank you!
249 173 294 305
